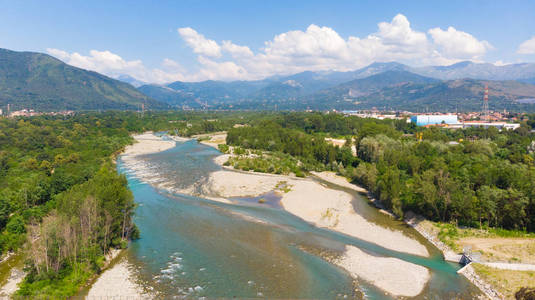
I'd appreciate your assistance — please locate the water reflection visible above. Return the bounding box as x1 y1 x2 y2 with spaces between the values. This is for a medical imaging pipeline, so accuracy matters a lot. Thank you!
118 139 480 299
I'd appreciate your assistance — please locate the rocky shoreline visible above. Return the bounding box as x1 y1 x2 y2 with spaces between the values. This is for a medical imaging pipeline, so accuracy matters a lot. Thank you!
458 265 504 300
404 212 503 299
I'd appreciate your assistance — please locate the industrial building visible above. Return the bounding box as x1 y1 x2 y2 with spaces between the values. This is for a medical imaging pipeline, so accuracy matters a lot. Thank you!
410 115 459 126
457 122 520 130
410 114 520 130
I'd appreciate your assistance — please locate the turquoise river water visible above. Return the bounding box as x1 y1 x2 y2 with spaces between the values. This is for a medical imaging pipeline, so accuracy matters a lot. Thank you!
115 138 481 299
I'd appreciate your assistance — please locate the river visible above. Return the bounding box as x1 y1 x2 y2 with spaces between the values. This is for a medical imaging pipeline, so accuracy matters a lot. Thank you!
116 138 481 299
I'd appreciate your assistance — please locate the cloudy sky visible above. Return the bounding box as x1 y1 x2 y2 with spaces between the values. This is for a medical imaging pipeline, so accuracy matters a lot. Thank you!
1 0 535 83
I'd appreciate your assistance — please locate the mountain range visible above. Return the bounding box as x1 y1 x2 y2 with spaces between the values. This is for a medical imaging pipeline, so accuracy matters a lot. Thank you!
135 61 535 112
1 46 535 112
0 48 165 111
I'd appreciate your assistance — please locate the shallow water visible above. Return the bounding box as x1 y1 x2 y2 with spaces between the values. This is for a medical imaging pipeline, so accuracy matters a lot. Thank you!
117 139 480 299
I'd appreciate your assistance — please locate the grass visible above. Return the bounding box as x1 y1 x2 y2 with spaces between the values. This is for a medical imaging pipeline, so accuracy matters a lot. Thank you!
434 222 535 263
16 263 93 297
275 181 292 193
434 222 535 254
196 136 211 142
226 151 313 177
0 252 24 289
472 263 535 299
426 222 535 298
320 208 339 227
434 222 535 239
434 223 461 251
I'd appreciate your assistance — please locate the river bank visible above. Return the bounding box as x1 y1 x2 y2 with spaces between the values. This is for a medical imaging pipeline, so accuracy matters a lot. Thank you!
83 133 178 298
119 133 482 298
204 160 431 296
405 212 535 299
335 246 429 297
86 251 149 299
122 132 177 158
202 170 433 296
162 135 431 297
0 253 25 298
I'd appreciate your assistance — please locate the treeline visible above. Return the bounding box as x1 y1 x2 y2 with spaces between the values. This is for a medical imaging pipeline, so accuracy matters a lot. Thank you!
76 110 269 137
1 110 534 295
226 112 535 232
0 114 138 296
0 110 270 296
227 121 356 170
354 134 534 230
239 111 410 138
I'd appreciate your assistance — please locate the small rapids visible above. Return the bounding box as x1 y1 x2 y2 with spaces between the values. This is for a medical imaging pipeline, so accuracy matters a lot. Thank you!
117 139 481 299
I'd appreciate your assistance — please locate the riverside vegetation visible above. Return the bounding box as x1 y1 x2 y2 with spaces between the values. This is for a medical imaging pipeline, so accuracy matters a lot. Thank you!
0 113 140 296
0 111 289 296
221 112 535 297
0 110 534 296
224 112 535 232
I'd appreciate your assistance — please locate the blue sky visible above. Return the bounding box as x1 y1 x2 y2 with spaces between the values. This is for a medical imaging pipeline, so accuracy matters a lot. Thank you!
1 0 535 82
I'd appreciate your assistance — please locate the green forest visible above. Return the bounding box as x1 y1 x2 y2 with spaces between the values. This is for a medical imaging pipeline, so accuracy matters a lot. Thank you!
0 114 140 296
225 112 535 232
0 110 275 296
0 110 534 296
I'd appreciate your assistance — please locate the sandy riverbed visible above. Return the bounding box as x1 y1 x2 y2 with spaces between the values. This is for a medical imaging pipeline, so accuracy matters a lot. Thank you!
202 168 430 296
336 246 429 297
204 159 431 296
204 159 428 257
279 178 428 257
122 133 176 158
121 133 431 297
87 258 149 299
193 132 227 149
0 268 24 297
202 170 286 198
311 171 367 193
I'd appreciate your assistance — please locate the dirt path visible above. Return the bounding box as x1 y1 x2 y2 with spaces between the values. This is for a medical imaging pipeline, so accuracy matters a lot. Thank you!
481 262 535 271
458 237 535 263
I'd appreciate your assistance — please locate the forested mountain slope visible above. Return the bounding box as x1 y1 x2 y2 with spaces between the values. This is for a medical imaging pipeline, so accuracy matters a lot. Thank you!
0 48 165 111
137 61 535 112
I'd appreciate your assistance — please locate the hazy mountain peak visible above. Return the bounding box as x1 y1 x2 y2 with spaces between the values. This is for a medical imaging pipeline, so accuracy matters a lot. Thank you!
115 74 146 87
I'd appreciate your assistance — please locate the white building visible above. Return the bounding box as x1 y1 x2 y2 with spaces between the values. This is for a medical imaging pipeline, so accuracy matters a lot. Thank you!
460 122 520 130
411 115 459 126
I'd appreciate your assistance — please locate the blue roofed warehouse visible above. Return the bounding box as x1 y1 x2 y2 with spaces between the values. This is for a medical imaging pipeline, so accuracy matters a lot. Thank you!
410 115 459 126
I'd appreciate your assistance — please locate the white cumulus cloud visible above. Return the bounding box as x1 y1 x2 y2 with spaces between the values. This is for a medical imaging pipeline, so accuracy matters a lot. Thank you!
47 14 496 83
517 36 535 54
177 14 493 80
221 40 254 57
46 48 189 83
375 14 428 51
177 27 221 57
428 26 492 59
197 56 248 80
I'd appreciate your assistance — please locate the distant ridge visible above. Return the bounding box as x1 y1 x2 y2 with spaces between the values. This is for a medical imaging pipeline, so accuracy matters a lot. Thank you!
217 70 535 112
413 61 535 81
9 46 530 112
135 60 535 111
0 48 165 111
115 74 146 88
298 75 535 112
